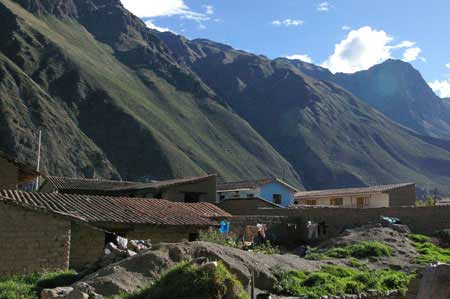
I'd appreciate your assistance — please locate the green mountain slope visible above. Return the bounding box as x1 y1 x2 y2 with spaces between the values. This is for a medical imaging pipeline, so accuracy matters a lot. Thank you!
286 58 450 140
158 34 450 194
0 0 302 185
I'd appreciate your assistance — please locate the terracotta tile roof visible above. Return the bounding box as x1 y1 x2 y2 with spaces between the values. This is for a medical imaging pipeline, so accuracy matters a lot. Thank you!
295 183 415 199
43 174 216 193
0 190 230 226
110 174 216 191
217 178 298 192
43 176 138 192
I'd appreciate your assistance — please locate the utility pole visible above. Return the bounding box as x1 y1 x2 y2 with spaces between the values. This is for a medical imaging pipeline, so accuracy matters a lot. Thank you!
35 130 42 191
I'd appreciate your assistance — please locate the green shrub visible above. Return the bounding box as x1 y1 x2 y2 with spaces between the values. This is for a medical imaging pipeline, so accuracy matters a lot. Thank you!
0 270 78 299
252 241 281 255
273 265 413 298
198 228 238 248
122 261 247 299
413 241 450 264
408 234 431 243
306 241 393 260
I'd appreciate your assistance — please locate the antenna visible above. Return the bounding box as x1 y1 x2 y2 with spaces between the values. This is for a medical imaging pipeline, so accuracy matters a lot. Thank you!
35 130 42 191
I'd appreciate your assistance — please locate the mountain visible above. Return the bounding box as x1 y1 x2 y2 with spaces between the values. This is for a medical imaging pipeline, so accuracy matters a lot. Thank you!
287 58 450 140
157 33 450 194
0 0 302 185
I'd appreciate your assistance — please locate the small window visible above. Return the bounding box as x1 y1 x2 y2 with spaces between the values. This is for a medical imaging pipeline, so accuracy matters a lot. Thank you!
306 199 316 206
330 198 343 206
184 192 201 203
219 194 225 201
294 200 299 205
273 194 282 205
247 193 254 198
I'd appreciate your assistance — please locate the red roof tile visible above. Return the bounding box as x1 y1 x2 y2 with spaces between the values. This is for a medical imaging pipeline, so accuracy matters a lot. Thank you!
0 190 230 226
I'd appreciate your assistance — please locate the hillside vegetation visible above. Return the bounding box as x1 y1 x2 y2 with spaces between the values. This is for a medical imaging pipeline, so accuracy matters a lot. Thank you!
0 0 301 185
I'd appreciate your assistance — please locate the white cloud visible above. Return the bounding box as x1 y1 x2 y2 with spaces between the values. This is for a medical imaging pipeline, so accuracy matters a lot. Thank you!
402 47 422 62
341 25 351 31
317 2 330 11
321 26 423 73
203 5 214 15
429 80 450 98
446 63 450 69
285 54 313 63
145 20 173 33
272 19 304 27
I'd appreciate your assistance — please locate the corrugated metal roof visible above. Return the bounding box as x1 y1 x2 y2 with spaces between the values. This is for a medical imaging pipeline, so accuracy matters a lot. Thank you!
0 190 230 226
295 183 415 199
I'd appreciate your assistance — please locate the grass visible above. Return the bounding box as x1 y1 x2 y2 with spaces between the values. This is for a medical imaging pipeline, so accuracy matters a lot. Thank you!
0 270 79 299
408 233 450 265
306 241 393 260
121 261 247 299
273 265 414 299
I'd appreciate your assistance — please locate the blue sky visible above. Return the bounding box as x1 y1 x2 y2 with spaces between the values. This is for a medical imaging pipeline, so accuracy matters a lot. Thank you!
121 0 450 97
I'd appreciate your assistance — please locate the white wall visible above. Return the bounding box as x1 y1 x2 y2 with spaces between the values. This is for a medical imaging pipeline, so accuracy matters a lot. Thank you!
217 188 259 202
298 193 390 208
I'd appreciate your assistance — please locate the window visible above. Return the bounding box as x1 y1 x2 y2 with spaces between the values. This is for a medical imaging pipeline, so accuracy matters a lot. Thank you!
306 199 316 206
294 200 299 205
219 194 225 201
330 198 343 206
184 192 201 203
273 194 282 205
247 193 255 198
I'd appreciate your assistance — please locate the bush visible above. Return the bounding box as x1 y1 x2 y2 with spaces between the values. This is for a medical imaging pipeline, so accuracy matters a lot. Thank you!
306 241 393 260
252 241 281 255
273 265 413 299
413 241 450 265
0 270 78 299
198 228 238 248
408 234 431 243
122 261 247 299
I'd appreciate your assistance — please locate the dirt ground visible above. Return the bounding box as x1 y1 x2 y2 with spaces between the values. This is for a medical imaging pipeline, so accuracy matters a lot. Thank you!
78 223 423 297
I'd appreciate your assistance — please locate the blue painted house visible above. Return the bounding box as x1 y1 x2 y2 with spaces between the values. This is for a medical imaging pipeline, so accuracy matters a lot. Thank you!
216 178 299 207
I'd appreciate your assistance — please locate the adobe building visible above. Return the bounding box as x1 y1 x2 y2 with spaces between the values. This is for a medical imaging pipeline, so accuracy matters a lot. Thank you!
39 174 217 203
0 151 40 190
0 190 230 275
294 183 416 208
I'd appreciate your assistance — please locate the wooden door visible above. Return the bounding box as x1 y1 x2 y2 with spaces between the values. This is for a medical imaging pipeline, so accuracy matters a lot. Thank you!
356 197 365 208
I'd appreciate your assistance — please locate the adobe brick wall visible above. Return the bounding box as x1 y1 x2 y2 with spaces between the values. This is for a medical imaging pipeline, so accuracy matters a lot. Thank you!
217 199 276 215
229 205 450 244
387 184 416 206
70 223 105 270
125 225 201 243
0 159 19 190
0 203 71 275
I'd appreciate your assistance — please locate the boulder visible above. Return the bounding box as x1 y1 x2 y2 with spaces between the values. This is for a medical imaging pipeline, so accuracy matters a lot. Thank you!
407 264 450 299
41 287 74 299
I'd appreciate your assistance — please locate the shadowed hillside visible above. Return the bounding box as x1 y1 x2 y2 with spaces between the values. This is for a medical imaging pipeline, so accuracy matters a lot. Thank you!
0 0 301 185
158 33 450 193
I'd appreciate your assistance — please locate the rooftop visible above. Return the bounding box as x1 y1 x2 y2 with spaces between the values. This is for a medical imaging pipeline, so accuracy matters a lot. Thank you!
0 151 40 183
0 190 230 226
217 178 298 192
43 174 216 193
295 183 415 199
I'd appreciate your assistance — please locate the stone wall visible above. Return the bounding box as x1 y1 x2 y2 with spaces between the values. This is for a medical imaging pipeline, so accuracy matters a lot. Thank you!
0 203 71 275
70 223 105 270
0 158 19 190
